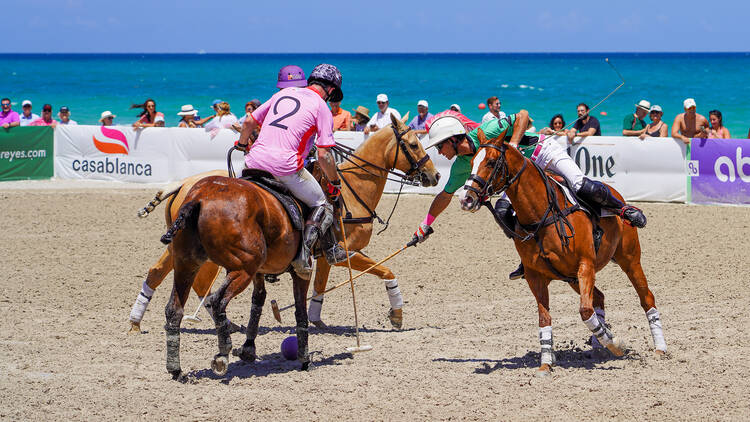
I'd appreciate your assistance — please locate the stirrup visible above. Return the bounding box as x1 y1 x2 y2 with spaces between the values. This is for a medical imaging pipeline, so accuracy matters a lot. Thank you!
325 244 351 265
292 246 313 274
619 205 647 228
509 263 525 280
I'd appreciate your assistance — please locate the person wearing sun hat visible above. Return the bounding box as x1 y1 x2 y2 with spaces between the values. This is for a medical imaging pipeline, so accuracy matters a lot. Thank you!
350 105 370 131
177 104 200 128
99 111 116 126
671 98 709 144
622 99 651 136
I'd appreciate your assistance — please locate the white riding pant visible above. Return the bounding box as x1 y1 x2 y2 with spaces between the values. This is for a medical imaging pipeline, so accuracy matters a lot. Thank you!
274 168 327 208
533 137 584 191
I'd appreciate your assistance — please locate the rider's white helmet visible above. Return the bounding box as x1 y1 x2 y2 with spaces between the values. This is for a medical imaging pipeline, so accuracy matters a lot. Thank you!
426 115 467 149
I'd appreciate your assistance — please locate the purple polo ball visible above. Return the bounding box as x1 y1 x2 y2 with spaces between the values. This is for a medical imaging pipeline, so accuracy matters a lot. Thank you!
281 336 298 360
277 65 307 89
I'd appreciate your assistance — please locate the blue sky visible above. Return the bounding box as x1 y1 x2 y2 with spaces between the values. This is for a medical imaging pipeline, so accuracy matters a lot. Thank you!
5 0 750 53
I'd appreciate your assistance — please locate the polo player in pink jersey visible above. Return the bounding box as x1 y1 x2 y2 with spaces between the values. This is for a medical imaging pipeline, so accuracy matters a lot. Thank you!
237 63 348 274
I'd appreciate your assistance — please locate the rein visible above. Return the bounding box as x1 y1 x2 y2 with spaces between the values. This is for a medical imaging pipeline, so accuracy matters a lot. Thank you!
331 125 432 234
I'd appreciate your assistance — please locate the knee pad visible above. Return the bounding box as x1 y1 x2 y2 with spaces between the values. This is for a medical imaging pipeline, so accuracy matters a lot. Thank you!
494 198 513 217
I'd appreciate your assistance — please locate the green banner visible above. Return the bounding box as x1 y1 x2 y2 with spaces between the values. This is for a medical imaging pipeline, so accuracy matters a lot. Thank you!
0 126 54 181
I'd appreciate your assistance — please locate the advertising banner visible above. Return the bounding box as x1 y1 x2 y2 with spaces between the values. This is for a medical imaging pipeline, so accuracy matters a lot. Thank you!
0 126 54 181
55 125 243 182
688 138 750 205
568 136 687 202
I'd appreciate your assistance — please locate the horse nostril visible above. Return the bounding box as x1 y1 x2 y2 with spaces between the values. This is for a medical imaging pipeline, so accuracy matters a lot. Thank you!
435 172 441 181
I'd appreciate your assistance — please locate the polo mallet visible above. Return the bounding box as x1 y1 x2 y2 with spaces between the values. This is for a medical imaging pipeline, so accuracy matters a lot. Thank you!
335 214 371 353
269 229 429 323
182 270 221 324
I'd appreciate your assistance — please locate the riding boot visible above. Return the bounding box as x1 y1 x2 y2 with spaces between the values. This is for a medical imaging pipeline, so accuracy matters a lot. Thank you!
292 206 329 274
493 198 518 239
509 262 525 280
577 178 647 228
321 224 350 265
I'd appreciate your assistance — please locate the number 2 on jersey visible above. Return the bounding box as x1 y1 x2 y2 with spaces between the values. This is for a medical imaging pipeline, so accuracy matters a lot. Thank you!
268 96 301 130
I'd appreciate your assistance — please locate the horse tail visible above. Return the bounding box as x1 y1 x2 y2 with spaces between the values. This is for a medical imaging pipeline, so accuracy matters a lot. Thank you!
160 200 200 245
137 186 181 218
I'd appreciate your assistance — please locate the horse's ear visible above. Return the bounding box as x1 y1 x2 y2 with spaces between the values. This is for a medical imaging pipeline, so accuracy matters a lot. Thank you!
400 111 410 124
390 112 402 129
477 128 487 143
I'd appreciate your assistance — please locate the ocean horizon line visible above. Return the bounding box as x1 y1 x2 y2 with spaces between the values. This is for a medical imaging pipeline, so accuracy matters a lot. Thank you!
2 51 750 56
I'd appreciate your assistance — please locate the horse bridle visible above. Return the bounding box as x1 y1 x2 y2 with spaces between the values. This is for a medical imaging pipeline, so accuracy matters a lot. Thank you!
391 126 432 181
464 143 527 201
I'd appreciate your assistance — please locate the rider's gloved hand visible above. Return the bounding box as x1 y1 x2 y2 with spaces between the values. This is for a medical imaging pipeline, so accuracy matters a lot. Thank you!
327 180 342 207
412 222 432 244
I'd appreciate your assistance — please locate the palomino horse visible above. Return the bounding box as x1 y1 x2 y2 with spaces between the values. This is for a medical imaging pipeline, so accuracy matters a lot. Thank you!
460 129 666 375
128 114 439 332
159 114 439 379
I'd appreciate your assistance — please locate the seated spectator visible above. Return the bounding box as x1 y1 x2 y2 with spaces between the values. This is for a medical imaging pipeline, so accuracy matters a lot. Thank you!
408 100 433 135
365 94 401 134
450 103 461 113
566 103 601 143
539 114 566 136
708 110 731 139
58 106 77 125
351 106 370 131
623 100 650 136
0 98 20 129
331 100 351 132
671 98 708 144
177 105 200 128
29 104 58 127
194 99 222 127
132 98 164 128
481 96 506 123
640 105 668 139
204 102 237 129
99 111 116 126
19 100 39 126
154 115 166 127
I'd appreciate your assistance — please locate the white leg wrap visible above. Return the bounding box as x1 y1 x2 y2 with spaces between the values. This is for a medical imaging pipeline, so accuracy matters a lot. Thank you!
539 326 554 366
590 308 606 348
129 281 154 323
384 279 403 310
584 312 613 347
646 308 667 352
307 290 324 321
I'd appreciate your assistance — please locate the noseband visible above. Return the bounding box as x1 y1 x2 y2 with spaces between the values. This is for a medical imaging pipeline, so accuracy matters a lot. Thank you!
465 143 527 201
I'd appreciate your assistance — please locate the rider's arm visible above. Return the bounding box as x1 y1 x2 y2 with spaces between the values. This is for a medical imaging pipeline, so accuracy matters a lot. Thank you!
508 110 530 147
316 147 339 183
238 115 259 148
427 191 453 219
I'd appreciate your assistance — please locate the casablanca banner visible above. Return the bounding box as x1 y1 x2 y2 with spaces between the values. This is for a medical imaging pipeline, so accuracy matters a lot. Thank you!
567 136 687 202
0 126 54 181
55 125 244 182
688 138 750 205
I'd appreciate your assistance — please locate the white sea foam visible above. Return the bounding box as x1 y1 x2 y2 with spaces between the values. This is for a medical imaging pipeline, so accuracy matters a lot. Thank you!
501 84 508 88
519 84 528 88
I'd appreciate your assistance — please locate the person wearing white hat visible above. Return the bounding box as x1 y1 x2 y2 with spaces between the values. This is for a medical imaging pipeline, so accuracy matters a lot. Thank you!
154 114 166 127
622 99 651 137
177 104 200 128
640 105 668 139
99 111 116 126
408 99 433 135
19 100 39 126
364 93 401 134
671 98 708 144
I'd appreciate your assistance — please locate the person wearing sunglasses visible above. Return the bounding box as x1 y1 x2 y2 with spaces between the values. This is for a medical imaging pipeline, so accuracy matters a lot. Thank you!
0 98 20 129
99 111 116 126
364 93 401 135
29 104 58 127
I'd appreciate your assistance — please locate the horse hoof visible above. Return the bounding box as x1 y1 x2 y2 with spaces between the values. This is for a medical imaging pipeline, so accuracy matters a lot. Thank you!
128 322 141 334
237 348 256 363
300 361 310 371
536 364 552 376
310 320 328 329
388 308 403 330
655 349 667 357
169 369 186 382
606 338 625 357
211 354 229 376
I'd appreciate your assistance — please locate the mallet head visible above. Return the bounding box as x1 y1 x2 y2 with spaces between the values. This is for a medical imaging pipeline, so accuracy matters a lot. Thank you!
271 300 282 323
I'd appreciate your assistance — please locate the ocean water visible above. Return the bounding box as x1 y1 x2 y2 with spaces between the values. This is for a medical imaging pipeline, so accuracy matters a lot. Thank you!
2 53 749 137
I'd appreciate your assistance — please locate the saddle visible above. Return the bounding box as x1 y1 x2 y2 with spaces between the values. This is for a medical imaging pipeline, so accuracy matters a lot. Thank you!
240 168 308 232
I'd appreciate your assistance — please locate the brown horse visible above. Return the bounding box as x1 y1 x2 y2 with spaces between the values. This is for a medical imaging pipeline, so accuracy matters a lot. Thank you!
128 114 439 333
460 129 666 375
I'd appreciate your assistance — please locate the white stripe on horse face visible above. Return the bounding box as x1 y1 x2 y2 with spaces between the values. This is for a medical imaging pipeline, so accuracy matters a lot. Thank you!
470 148 487 178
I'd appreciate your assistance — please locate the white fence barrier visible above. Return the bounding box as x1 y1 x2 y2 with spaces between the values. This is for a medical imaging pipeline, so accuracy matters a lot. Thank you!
53 126 688 202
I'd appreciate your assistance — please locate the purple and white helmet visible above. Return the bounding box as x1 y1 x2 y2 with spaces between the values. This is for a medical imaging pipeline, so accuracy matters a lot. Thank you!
307 63 343 102
277 65 307 89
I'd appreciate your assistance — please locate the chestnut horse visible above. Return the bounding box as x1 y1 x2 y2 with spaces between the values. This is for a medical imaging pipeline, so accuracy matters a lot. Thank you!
128 114 439 333
461 129 666 375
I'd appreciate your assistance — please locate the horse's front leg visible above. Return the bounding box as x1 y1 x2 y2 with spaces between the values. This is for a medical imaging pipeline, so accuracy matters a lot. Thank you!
578 259 623 357
237 274 266 362
526 271 554 375
208 270 254 376
569 282 607 349
291 270 311 370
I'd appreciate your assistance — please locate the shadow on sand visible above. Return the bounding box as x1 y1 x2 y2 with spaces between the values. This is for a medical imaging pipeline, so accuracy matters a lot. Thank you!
434 346 640 374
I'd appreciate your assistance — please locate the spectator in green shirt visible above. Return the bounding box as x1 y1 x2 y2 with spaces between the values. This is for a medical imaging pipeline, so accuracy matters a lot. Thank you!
622 99 651 136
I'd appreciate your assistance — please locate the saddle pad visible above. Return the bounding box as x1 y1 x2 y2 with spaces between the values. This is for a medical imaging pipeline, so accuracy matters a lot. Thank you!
240 170 306 231
549 178 614 218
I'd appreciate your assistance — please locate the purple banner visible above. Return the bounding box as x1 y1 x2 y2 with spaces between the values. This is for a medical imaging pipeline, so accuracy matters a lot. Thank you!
690 138 750 205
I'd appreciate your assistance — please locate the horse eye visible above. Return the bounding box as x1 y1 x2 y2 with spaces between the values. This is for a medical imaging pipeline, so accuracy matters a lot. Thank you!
486 160 496 167
409 143 419 150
